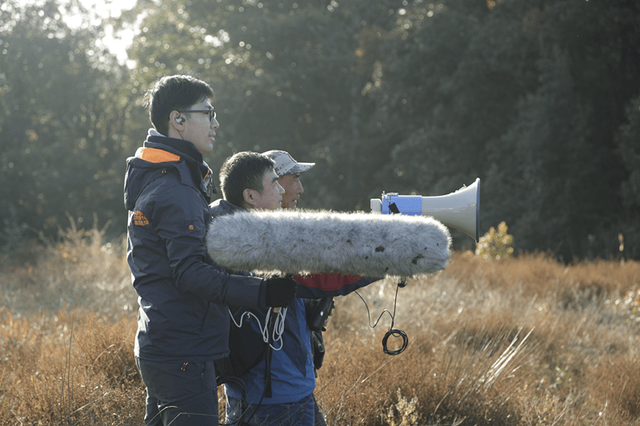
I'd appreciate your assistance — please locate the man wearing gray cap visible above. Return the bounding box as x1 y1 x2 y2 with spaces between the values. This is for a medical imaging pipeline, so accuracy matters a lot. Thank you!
264 150 328 425
262 150 315 210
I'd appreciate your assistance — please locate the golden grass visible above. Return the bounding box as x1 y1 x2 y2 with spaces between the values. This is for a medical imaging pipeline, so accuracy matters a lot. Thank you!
0 308 142 425
312 252 640 425
1 225 639 425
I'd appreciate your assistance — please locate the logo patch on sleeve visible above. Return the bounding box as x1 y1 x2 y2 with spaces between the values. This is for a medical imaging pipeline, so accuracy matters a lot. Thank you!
133 211 150 226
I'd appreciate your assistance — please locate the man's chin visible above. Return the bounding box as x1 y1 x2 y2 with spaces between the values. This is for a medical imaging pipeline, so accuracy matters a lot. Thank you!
280 199 295 209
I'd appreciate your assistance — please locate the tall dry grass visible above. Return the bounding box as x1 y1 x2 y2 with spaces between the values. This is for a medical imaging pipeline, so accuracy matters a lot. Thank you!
1 222 639 425
0 217 141 425
316 253 640 425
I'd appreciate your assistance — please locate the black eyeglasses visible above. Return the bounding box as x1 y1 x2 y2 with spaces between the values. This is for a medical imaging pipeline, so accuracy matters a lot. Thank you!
177 109 216 122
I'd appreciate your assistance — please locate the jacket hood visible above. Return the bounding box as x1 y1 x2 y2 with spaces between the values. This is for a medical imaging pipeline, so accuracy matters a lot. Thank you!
124 129 216 211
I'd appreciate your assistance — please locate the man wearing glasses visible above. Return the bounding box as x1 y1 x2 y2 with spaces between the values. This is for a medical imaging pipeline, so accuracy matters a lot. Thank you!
124 75 298 426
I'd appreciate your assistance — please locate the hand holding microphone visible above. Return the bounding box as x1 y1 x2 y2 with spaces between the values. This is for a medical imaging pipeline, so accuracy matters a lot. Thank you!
265 275 298 307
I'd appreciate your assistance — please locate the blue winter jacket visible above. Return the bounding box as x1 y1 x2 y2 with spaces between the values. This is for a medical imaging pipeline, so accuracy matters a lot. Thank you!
209 199 377 405
124 130 267 363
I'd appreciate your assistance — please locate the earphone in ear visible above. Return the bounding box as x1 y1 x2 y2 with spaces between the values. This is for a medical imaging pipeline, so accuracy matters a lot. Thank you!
176 116 185 124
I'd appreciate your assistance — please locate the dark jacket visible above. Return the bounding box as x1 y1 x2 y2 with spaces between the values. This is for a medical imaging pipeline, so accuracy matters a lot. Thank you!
124 129 267 362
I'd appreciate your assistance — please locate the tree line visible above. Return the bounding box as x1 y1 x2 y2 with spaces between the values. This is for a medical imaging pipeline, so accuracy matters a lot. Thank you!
1 0 639 261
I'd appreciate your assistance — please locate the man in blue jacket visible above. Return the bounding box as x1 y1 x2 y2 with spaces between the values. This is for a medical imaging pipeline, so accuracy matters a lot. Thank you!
262 149 328 425
124 75 298 426
211 151 375 426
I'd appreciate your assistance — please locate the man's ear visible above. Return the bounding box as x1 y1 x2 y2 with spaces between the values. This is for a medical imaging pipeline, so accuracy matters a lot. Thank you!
169 111 185 130
242 188 255 208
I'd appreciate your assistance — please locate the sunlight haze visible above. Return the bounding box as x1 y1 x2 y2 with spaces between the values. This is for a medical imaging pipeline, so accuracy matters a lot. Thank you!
14 0 136 65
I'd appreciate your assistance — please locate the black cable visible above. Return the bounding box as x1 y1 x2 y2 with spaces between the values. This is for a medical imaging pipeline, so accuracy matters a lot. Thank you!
354 280 409 356
382 328 409 356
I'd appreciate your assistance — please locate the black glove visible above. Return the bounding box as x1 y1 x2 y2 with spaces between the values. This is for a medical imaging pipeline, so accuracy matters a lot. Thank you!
265 276 298 307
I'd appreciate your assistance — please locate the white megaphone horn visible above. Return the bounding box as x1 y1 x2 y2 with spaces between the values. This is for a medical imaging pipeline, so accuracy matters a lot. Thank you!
370 178 481 241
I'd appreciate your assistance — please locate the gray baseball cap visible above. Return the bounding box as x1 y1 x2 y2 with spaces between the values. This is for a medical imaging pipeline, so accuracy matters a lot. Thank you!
262 150 315 177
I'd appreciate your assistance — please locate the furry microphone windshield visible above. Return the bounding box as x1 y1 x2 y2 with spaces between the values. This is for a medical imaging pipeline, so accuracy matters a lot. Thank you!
206 210 451 278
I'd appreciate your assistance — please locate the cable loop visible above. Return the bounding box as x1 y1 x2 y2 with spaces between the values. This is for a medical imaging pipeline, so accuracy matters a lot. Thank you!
229 307 288 351
355 279 409 356
383 329 409 356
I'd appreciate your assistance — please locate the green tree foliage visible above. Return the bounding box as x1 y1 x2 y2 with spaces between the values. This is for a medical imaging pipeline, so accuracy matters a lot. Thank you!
487 0 640 261
2 0 640 260
127 0 403 211
616 96 640 259
373 0 640 258
0 0 138 249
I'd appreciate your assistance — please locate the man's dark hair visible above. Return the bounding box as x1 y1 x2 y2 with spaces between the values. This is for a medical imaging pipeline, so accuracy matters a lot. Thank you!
143 75 215 136
220 152 276 208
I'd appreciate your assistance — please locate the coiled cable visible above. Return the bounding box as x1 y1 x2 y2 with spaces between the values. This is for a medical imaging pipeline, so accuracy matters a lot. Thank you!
354 279 409 356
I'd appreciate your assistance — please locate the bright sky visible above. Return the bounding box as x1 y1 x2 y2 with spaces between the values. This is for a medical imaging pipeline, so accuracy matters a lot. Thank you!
15 0 137 65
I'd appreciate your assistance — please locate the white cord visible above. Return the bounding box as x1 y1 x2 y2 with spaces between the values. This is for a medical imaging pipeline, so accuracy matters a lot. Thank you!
229 307 288 351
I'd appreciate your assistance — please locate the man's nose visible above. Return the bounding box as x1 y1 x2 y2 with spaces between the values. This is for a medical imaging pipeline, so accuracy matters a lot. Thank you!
210 116 220 129
277 183 285 194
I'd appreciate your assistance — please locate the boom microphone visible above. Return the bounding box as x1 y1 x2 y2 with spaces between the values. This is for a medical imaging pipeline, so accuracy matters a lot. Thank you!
206 210 451 278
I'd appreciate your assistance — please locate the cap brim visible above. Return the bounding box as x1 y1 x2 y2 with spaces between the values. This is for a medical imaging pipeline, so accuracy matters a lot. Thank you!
282 162 315 175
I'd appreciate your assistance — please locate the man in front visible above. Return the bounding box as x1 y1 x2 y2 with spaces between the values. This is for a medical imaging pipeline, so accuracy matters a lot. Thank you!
123 75 297 426
213 151 374 426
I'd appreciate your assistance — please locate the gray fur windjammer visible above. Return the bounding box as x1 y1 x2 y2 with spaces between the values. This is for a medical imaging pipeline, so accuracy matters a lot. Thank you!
206 209 451 278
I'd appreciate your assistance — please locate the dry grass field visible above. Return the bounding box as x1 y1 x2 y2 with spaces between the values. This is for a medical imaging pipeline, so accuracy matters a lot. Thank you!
1 222 639 425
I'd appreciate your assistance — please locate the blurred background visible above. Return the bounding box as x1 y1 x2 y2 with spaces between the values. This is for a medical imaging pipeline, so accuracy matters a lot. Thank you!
1 0 639 261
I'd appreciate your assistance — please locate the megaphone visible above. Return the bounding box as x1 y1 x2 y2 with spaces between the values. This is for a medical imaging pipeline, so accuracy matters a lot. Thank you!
370 178 480 241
